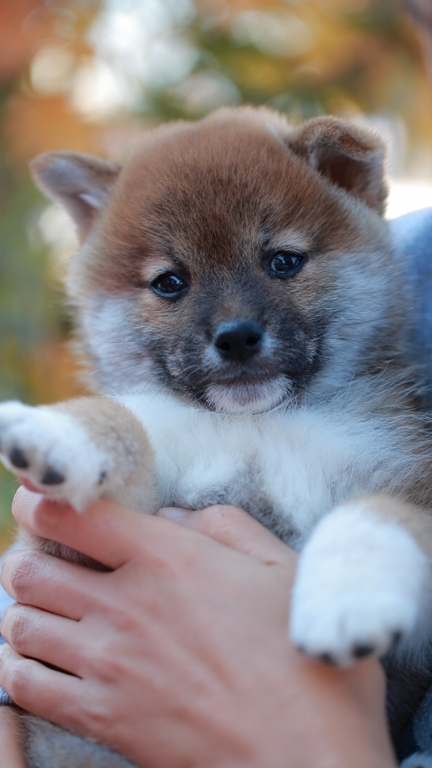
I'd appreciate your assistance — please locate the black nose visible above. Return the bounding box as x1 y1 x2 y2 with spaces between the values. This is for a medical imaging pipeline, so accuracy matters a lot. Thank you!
213 320 264 361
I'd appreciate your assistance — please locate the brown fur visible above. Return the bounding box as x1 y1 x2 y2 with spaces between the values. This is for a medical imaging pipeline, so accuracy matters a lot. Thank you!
45 108 399 406
68 108 387 296
53 398 154 513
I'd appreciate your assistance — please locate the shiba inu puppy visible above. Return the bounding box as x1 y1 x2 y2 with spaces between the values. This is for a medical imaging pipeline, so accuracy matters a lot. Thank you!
1 106 432 766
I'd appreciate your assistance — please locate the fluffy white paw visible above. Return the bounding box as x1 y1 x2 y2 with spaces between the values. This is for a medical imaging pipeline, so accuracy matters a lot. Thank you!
0 401 111 511
290 504 428 666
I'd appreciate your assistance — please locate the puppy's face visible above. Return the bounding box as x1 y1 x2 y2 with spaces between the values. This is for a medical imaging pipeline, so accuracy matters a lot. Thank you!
31 108 395 413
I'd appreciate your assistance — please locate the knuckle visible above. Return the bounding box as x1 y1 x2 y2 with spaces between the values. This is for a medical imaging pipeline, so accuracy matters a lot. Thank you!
92 658 119 686
82 693 114 734
200 504 242 535
8 555 39 600
6 659 33 703
148 549 183 580
3 609 29 653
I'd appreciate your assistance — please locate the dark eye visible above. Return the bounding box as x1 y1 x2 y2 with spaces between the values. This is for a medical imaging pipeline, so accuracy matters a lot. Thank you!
150 272 188 298
269 251 307 278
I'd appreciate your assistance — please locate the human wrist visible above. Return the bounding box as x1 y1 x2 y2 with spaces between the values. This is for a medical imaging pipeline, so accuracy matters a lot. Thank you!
178 663 395 768
213 662 396 768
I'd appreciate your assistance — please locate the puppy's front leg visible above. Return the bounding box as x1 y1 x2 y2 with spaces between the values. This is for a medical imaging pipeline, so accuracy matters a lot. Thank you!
290 497 430 666
0 398 154 766
0 397 155 514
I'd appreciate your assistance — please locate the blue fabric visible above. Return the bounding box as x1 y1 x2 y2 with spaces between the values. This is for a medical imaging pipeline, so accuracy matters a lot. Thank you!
0 545 19 630
1 208 432 761
391 218 432 768
0 543 20 705
390 209 432 410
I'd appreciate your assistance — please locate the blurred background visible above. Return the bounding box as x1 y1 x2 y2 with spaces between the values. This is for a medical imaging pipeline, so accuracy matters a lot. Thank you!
0 0 432 544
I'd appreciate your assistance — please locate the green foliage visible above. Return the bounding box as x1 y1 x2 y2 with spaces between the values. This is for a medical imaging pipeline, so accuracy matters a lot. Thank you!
0 155 67 528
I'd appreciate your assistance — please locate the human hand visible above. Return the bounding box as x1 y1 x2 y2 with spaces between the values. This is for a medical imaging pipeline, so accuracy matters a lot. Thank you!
0 488 396 768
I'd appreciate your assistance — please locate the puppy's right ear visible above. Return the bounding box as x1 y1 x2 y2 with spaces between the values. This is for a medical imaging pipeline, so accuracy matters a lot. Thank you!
286 117 387 214
30 151 121 241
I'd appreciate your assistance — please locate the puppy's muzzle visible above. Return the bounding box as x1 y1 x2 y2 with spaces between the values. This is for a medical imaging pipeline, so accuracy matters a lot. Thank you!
213 320 264 362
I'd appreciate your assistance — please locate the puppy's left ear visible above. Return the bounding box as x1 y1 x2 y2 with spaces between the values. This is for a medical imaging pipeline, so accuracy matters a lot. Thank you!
288 117 387 214
30 151 121 241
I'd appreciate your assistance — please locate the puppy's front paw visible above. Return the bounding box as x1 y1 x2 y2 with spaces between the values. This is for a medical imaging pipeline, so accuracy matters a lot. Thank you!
290 505 428 666
0 402 111 511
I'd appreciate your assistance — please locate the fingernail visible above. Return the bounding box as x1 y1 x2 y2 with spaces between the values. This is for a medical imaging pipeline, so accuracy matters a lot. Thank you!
11 486 43 520
158 507 192 518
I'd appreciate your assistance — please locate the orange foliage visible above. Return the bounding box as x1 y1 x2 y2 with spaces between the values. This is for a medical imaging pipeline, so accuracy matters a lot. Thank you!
4 94 99 160
195 0 280 22
0 0 48 78
24 340 85 405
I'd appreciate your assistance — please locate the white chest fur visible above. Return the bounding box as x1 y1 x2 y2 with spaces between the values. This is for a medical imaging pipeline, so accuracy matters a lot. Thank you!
117 391 416 548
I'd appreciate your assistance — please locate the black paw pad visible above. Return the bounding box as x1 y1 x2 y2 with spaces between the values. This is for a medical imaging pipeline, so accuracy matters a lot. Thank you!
41 468 65 486
391 631 403 649
98 470 107 485
9 447 29 470
352 643 374 659
319 652 336 665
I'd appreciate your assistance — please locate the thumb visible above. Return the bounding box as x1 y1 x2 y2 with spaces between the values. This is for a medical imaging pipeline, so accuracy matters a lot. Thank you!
157 505 296 567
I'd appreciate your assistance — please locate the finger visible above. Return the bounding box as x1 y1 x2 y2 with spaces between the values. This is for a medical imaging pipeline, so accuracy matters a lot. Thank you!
157 505 296 567
1 549 101 620
0 644 83 722
13 489 276 572
1 605 81 675
12 488 153 570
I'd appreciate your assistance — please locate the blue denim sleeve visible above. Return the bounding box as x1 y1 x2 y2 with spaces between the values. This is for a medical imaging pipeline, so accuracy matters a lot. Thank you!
390 208 432 410
0 543 19 705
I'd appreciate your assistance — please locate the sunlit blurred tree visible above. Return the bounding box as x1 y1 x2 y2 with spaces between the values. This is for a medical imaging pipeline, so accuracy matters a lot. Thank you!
0 0 431 542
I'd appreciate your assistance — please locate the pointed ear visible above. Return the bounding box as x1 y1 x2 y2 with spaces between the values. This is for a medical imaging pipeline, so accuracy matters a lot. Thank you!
287 117 387 214
29 151 121 241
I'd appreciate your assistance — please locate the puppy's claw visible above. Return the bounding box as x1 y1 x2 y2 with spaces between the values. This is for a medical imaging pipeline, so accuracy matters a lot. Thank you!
318 652 336 664
9 446 29 469
40 467 65 486
352 643 374 659
390 630 403 650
